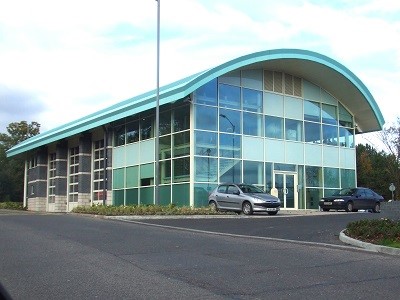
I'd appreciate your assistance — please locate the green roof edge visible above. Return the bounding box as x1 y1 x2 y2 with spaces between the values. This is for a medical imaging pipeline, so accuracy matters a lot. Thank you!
7 48 384 157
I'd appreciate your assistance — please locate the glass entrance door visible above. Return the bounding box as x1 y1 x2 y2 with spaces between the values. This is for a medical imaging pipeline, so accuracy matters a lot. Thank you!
274 172 298 209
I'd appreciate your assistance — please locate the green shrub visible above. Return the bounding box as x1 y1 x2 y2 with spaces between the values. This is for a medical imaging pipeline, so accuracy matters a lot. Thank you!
72 204 234 216
346 218 400 247
0 201 25 210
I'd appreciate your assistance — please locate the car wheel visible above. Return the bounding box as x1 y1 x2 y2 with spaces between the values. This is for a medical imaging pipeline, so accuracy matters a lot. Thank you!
267 211 278 215
346 201 354 212
242 201 253 215
322 208 330 212
209 201 218 212
373 202 381 213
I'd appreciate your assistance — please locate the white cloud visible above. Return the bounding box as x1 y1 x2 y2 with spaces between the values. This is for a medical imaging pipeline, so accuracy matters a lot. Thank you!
0 0 399 134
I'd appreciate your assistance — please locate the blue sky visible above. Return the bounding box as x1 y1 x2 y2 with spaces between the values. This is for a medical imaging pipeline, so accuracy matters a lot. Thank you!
0 0 399 145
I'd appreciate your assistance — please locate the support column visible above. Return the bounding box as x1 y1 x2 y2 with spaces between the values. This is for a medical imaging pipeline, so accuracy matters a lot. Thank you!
27 149 48 212
78 134 92 207
55 142 68 212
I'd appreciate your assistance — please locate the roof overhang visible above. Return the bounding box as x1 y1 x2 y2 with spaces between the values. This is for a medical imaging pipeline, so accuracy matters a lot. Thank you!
7 49 384 157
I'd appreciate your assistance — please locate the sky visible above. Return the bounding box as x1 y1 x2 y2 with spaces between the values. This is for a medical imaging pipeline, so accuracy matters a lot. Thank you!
0 0 399 146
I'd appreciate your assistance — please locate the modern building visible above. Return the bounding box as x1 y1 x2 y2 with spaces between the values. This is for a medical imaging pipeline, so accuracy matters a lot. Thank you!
7 49 384 212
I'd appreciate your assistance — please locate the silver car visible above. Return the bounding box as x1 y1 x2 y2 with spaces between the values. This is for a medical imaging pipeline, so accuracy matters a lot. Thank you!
208 183 281 215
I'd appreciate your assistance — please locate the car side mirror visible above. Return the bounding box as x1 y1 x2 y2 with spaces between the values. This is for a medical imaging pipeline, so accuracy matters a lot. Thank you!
235 190 240 195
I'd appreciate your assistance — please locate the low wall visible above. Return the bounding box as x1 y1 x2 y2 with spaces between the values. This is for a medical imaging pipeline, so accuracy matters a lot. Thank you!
380 201 400 220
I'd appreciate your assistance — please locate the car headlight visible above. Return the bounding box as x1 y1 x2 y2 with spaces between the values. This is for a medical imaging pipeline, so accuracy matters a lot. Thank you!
251 197 265 203
333 199 344 202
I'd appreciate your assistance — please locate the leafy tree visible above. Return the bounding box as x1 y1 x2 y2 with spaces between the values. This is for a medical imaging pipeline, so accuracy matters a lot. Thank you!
0 121 40 202
356 143 395 200
378 118 400 200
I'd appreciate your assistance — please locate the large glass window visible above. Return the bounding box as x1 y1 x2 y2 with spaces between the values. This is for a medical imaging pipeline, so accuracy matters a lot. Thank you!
242 88 262 113
305 166 322 187
322 125 338 146
285 96 303 120
114 125 125 146
173 131 190 158
243 112 262 136
265 116 283 139
304 100 320 122
93 140 105 201
264 92 283 116
324 167 340 188
195 78 217 106
339 127 354 148
48 153 56 204
219 133 241 159
306 188 322 209
195 105 217 131
341 169 356 188
285 119 303 141
339 103 353 127
219 159 241 183
69 147 79 202
126 166 139 188
173 105 190 132
304 122 321 143
126 120 139 143
140 115 153 140
241 69 263 90
243 161 264 186
140 163 154 186
159 111 171 136
219 109 240 134
113 168 125 189
195 157 217 182
159 160 171 184
219 84 241 109
159 135 171 160
322 104 338 125
195 131 217 156
173 157 190 182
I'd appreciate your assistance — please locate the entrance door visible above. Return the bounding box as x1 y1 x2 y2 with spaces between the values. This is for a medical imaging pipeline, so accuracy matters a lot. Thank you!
274 172 298 209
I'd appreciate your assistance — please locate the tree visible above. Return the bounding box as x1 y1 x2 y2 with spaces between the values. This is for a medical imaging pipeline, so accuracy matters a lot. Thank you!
0 121 41 202
356 143 395 200
378 117 400 200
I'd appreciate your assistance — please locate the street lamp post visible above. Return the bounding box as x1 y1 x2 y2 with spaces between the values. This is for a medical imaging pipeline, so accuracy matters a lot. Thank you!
206 148 211 191
155 0 160 205
219 114 235 182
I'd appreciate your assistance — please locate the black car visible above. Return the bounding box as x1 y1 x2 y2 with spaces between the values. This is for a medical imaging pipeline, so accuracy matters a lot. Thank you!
319 187 384 213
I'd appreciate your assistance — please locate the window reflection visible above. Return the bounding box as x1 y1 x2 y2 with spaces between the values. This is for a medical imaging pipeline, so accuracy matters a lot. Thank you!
265 116 283 139
195 78 217 106
219 84 241 109
285 119 303 141
243 112 262 136
243 88 262 113
322 125 338 146
195 105 217 131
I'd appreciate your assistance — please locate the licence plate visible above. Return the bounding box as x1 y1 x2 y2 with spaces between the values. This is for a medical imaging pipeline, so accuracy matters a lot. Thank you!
324 202 333 206
266 208 277 211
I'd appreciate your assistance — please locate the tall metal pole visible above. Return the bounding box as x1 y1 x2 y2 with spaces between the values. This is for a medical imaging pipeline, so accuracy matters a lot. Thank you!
155 0 160 205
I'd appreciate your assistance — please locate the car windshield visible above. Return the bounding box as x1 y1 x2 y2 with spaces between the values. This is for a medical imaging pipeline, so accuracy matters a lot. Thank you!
238 184 265 193
332 188 356 196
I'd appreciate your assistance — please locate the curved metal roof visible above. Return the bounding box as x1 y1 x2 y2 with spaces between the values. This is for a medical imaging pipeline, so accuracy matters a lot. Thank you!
7 48 384 157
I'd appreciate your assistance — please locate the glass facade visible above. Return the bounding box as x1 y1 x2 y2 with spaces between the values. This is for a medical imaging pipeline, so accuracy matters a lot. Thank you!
111 69 356 209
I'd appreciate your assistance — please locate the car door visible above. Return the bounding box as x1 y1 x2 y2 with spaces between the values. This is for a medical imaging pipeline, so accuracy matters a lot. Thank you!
215 185 229 209
364 189 376 209
227 184 242 210
353 189 366 209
